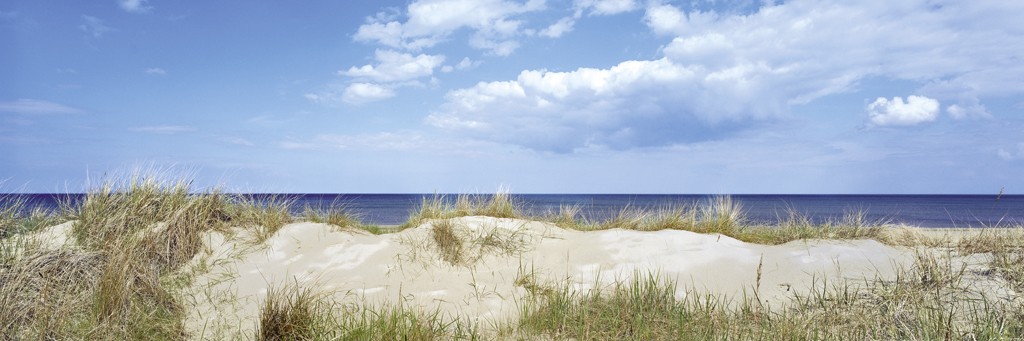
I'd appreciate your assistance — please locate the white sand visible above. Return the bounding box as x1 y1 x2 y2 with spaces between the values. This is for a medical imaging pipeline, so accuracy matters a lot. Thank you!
181 216 917 339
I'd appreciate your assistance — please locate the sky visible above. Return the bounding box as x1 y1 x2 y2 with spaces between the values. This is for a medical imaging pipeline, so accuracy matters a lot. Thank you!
1 0 1023 194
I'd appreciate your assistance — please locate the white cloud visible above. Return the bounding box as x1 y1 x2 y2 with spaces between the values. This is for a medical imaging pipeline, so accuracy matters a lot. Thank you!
79 15 111 38
353 0 545 55
129 125 197 134
947 99 991 120
0 99 82 115
441 57 481 73
144 67 167 75
539 17 575 38
428 58 745 151
575 0 638 16
277 131 509 156
304 133 425 151
468 35 520 56
118 0 151 13
428 1 1024 152
220 136 255 146
342 83 396 104
342 50 444 82
998 143 1024 161
866 96 940 127
643 3 706 35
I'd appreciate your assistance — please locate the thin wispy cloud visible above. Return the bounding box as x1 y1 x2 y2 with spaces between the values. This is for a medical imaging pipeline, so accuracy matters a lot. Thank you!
144 67 167 75
574 0 639 16
128 125 197 134
998 143 1024 161
79 15 111 38
118 0 152 13
220 136 255 146
0 99 82 115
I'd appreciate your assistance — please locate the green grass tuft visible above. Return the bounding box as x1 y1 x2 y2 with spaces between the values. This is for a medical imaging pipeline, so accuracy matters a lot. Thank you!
431 219 465 265
257 285 329 341
402 189 523 229
228 194 294 243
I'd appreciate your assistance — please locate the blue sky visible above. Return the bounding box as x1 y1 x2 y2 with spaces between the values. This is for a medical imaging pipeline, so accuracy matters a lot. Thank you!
2 0 1023 194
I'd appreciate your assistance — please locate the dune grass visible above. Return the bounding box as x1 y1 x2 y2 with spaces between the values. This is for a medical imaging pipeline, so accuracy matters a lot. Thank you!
257 285 331 340
545 196 884 245
301 203 386 234
516 250 1024 340
3 178 1024 339
255 283 481 340
401 188 522 229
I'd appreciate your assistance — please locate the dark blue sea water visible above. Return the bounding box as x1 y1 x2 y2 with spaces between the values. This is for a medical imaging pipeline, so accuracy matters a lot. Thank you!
5 193 1023 228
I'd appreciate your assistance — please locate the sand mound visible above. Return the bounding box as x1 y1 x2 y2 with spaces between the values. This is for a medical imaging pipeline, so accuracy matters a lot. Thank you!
182 216 915 339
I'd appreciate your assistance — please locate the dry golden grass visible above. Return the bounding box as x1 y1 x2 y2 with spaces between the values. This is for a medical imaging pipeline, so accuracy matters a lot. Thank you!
2 178 1023 339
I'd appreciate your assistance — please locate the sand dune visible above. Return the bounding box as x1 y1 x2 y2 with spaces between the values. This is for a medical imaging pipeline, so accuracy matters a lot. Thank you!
182 216 916 338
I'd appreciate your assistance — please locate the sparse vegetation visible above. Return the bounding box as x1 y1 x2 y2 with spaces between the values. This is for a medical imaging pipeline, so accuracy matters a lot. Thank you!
301 203 386 234
257 285 329 340
431 219 465 265
1 177 1023 339
228 194 294 243
516 253 1024 340
402 188 522 229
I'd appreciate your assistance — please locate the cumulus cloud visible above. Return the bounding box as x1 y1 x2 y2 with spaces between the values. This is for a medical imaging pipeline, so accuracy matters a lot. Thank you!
428 1 1024 152
427 58 768 151
0 99 82 115
342 50 444 82
866 96 940 127
118 0 151 13
79 15 111 38
342 83 396 104
353 0 545 55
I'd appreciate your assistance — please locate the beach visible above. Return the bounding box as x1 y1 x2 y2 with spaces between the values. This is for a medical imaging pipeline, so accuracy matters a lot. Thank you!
2 186 1023 339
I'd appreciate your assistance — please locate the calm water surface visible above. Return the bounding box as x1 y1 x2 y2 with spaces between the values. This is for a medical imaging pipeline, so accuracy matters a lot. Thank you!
10 193 1023 228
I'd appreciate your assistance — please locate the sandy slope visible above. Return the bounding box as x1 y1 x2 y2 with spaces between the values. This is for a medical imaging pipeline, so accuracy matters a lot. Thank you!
180 216 917 339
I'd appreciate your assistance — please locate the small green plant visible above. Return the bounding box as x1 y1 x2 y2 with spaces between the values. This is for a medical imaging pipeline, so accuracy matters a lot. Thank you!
335 303 480 340
257 285 329 341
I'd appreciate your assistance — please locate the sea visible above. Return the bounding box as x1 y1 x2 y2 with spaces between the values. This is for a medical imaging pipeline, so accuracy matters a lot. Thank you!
6 193 1024 228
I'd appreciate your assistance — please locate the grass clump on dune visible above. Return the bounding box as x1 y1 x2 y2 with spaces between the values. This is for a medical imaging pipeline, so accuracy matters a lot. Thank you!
228 194 294 243
256 284 480 340
257 285 331 340
431 219 465 265
1 173 238 339
301 203 384 234
402 188 522 229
